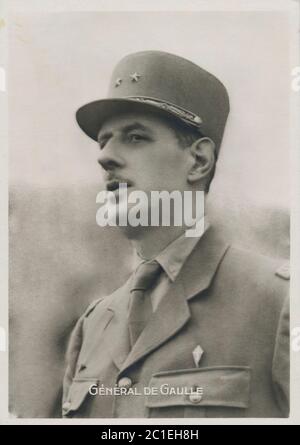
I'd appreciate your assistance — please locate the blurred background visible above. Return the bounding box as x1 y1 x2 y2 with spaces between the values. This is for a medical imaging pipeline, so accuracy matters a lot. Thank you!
9 11 290 417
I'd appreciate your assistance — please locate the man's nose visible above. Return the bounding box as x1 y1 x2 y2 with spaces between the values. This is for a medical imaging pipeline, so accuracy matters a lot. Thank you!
97 140 125 171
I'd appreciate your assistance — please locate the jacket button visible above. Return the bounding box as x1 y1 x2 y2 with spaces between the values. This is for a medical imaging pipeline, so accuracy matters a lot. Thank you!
62 401 71 411
118 377 132 389
189 392 203 404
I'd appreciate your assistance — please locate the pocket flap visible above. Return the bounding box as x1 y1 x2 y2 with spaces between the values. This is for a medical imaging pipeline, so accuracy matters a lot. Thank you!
146 366 251 409
62 379 98 416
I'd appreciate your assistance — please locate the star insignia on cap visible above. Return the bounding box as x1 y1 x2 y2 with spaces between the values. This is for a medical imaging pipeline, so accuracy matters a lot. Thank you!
130 72 141 82
115 78 122 87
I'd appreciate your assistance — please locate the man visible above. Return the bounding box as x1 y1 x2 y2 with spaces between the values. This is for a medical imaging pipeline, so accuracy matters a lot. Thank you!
62 51 289 418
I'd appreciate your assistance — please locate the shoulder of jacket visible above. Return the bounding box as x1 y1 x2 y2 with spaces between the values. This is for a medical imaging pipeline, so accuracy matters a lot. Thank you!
224 244 271 269
225 245 290 281
275 261 290 281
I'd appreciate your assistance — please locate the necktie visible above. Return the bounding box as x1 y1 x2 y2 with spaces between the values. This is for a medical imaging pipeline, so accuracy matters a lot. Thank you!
128 260 162 347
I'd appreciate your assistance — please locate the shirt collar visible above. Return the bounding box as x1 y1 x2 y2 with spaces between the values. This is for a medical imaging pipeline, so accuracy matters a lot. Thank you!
134 216 209 282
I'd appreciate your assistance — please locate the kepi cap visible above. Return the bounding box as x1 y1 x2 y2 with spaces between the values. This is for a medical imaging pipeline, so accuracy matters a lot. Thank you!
76 51 230 155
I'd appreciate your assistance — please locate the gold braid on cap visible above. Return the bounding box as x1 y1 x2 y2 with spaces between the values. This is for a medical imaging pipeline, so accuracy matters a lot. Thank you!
127 96 203 130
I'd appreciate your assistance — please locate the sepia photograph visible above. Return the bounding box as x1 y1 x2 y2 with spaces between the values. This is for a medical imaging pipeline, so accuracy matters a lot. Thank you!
2 0 299 424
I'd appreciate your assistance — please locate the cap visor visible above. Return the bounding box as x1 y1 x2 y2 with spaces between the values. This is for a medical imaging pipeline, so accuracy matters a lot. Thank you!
76 98 198 141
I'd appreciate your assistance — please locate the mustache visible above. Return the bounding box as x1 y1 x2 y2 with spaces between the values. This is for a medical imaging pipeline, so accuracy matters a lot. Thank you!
104 175 133 191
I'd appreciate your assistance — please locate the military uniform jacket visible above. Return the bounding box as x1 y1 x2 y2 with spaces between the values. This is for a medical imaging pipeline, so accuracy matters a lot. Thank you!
62 226 289 418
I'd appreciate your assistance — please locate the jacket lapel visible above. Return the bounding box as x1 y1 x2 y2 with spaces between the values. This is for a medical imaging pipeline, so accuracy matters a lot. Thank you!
118 225 230 374
180 225 230 301
101 278 132 370
120 277 190 373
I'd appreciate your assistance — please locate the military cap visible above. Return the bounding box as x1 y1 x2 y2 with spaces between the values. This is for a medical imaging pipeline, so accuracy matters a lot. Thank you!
76 51 230 154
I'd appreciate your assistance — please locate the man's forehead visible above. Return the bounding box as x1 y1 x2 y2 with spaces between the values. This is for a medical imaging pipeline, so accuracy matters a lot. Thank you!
97 110 169 138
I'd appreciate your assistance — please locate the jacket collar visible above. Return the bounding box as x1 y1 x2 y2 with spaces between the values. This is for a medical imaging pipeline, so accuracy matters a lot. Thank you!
134 217 209 282
104 225 229 374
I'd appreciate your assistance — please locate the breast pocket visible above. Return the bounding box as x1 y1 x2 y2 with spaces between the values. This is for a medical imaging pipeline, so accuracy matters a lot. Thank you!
145 366 251 418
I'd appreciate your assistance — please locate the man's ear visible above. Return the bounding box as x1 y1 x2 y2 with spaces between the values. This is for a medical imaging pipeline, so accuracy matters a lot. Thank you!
187 137 216 185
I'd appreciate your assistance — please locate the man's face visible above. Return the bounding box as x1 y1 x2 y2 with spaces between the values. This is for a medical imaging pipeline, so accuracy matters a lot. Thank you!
97 110 192 200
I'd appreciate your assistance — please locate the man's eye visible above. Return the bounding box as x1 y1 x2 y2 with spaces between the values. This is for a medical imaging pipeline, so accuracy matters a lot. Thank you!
128 133 146 143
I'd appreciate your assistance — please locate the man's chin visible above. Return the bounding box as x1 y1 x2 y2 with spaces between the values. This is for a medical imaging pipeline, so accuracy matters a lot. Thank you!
115 202 153 239
116 224 144 240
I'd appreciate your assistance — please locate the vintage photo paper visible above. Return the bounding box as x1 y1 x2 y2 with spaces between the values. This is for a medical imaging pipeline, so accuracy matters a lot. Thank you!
1 0 300 425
